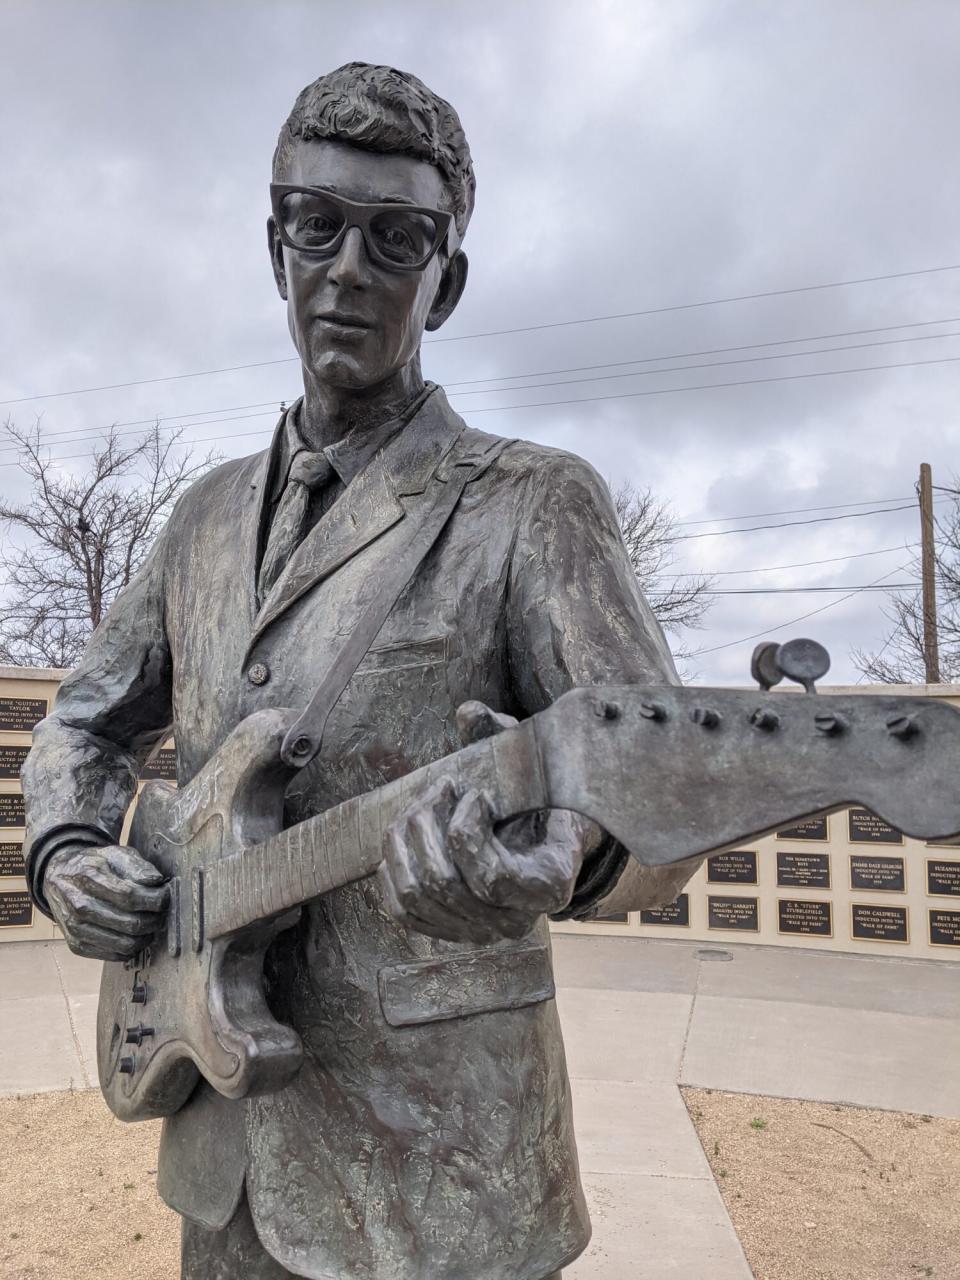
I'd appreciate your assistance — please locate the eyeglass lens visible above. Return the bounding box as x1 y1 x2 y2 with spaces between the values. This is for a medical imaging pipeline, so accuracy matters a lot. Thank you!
279 191 441 267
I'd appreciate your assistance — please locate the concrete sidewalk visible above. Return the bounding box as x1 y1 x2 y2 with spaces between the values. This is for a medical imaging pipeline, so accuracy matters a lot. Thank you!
2 936 958 1278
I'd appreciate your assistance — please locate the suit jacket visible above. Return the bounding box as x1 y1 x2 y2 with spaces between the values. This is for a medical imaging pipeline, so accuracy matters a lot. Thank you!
22 386 695 1280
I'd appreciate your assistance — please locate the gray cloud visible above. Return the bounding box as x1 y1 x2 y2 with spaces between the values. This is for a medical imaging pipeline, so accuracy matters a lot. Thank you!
2 0 959 683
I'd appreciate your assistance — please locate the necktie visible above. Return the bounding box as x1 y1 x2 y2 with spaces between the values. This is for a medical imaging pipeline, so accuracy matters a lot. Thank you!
258 449 335 600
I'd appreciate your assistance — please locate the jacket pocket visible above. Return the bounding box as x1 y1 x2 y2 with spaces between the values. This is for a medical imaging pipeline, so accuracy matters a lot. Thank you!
378 943 555 1028
355 634 448 674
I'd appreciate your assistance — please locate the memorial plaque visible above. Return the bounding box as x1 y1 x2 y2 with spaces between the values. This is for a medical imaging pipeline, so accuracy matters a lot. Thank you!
776 816 828 842
849 854 906 893
926 859 960 897
0 890 32 928
141 748 178 781
777 898 833 938
640 894 690 927
0 745 29 780
707 850 757 885
0 793 25 828
776 850 831 889
851 903 909 943
929 909 960 948
592 911 629 924
0 842 24 878
848 807 903 845
0 696 47 732
707 895 759 932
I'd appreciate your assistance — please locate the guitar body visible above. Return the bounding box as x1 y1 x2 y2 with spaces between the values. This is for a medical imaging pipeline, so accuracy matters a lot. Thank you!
97 709 303 1122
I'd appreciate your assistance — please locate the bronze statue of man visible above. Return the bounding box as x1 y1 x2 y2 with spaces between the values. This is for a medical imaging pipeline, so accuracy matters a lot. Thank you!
21 63 700 1279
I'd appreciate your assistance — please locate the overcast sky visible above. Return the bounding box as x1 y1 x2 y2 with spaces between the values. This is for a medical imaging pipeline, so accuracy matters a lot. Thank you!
2 0 959 684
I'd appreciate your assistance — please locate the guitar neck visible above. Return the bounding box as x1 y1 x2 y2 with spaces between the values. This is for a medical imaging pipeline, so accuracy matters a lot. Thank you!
203 719 547 940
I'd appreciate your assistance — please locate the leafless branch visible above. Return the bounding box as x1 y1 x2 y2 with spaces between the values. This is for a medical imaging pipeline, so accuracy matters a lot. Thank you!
610 481 714 665
0 417 218 667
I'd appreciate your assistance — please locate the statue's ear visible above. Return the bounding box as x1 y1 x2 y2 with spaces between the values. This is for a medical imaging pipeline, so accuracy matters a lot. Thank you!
267 216 288 301
426 250 468 332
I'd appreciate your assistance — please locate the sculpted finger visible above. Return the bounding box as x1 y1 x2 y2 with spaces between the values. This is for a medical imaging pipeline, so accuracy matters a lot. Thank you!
103 846 166 886
60 884 162 938
447 789 511 904
405 808 511 942
456 700 519 747
379 817 500 944
65 921 142 961
75 864 168 914
448 790 572 915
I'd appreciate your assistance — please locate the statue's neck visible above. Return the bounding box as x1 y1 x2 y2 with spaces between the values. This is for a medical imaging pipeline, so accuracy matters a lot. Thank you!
299 358 426 448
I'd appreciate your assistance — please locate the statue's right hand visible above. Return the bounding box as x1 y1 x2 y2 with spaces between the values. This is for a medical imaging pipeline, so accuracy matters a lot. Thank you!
44 844 169 961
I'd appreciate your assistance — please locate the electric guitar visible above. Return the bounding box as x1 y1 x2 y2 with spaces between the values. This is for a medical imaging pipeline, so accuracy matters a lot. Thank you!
97 645 960 1123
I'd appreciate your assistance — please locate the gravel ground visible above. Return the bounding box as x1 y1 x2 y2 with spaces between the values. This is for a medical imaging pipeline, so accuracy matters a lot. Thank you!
4 1086 958 1279
0 1089 177 1280
684 1087 960 1280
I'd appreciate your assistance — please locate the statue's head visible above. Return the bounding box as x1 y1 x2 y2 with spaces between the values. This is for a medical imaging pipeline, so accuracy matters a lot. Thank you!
269 63 474 395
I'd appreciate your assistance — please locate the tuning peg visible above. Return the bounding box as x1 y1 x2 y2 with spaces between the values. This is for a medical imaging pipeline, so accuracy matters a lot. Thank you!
750 708 780 731
639 701 667 722
886 714 919 741
691 707 721 729
751 638 830 694
814 712 846 736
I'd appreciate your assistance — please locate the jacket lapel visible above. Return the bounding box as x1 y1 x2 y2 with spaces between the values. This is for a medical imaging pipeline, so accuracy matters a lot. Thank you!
232 420 282 629
249 386 465 647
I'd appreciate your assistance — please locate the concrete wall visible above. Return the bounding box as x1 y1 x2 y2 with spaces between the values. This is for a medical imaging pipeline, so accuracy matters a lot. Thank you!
1 669 958 961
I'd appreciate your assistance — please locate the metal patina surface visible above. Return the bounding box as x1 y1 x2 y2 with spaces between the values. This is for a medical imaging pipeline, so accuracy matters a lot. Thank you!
17 62 950 1280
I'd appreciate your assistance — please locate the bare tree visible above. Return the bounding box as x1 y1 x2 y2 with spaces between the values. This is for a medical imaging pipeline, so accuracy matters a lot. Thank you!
0 418 217 669
853 489 960 683
611 481 713 656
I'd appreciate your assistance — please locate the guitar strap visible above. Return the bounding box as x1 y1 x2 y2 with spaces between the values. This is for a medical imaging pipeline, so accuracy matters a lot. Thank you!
280 429 514 769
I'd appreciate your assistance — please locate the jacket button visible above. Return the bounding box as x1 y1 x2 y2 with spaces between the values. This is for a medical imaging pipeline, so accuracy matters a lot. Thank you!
247 662 270 686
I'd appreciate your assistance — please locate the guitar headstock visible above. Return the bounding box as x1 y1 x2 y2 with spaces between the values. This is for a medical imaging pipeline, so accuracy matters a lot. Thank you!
532 639 960 868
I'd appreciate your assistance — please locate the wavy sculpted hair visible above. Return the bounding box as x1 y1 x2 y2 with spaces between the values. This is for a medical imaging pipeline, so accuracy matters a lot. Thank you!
273 62 476 239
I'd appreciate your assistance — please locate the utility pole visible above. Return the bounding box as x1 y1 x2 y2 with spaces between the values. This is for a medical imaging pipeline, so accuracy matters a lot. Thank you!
919 461 940 684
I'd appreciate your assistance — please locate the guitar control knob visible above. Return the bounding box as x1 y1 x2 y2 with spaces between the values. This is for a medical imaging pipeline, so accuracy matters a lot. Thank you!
119 1056 136 1075
125 1025 155 1046
131 983 147 1004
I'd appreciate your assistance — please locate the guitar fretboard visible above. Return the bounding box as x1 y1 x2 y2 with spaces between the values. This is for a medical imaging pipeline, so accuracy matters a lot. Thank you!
203 720 547 940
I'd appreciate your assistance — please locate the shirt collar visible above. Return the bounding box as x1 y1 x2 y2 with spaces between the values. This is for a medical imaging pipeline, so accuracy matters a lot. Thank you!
271 384 436 501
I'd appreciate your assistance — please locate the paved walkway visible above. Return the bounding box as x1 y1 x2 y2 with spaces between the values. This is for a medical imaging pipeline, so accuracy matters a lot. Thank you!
2 935 958 1278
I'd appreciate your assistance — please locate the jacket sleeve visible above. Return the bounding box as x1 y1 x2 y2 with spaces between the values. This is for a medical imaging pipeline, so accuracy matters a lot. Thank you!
21 520 175 916
505 448 703 919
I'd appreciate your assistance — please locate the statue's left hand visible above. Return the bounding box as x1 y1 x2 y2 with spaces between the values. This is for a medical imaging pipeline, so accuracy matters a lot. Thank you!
377 700 602 944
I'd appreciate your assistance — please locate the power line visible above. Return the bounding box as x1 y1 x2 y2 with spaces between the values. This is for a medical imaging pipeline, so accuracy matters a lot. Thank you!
14 320 960 461
4 262 960 407
446 329 960 399
459 353 960 416
677 498 913 527
11 319 960 460
653 543 919 577
649 583 919 596
691 562 913 657
444 316 960 389
426 263 960 345
4 349 960 476
674 504 917 541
